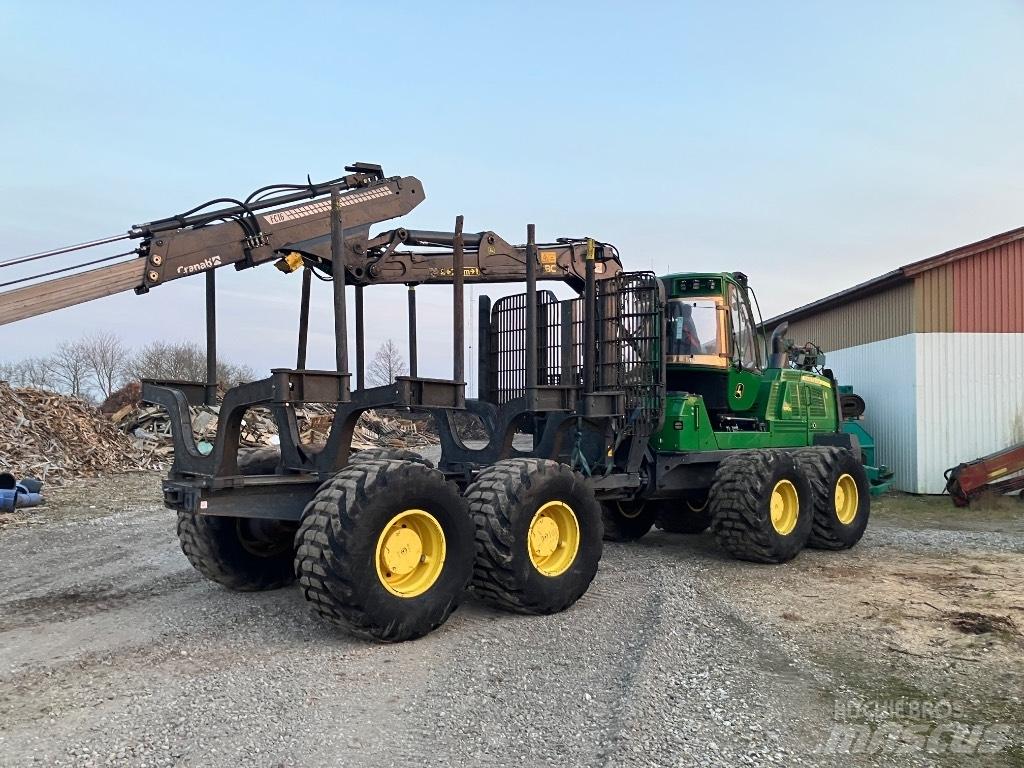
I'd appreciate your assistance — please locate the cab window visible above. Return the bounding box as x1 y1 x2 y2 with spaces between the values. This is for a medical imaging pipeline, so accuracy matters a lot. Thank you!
666 298 721 359
728 284 759 370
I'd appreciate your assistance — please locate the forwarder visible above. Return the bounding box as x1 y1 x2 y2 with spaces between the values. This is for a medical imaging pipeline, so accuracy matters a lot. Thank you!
0 164 869 642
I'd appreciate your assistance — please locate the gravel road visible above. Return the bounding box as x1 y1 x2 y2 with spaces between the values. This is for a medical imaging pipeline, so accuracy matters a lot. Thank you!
0 472 1020 768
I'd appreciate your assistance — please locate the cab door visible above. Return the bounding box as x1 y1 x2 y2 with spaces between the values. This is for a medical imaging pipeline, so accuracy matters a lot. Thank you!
726 282 761 412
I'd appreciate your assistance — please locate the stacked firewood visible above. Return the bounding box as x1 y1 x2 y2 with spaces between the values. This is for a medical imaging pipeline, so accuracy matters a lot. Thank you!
0 383 158 484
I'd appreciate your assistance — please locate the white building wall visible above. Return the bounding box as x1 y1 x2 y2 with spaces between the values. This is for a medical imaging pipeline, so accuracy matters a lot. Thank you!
823 335 919 493
915 333 1024 494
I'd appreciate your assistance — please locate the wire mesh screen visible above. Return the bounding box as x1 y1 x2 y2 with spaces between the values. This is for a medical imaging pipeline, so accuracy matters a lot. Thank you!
486 272 663 425
488 290 562 404
596 271 663 433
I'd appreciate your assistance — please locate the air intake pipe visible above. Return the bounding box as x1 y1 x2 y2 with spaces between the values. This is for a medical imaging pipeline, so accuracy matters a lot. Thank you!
768 321 789 369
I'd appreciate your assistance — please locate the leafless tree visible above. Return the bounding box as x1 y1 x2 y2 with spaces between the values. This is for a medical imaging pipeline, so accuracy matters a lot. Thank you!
47 340 90 397
19 358 55 389
130 340 254 388
81 331 129 399
0 360 19 385
368 338 407 386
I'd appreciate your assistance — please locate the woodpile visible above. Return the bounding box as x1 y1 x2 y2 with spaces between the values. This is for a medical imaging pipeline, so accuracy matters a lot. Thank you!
0 378 440 485
111 403 438 457
0 382 159 484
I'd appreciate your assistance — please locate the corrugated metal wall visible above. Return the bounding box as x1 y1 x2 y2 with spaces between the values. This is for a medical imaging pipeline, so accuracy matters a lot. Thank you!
823 335 918 492
782 282 914 352
952 238 1024 332
916 333 1024 494
914 264 954 332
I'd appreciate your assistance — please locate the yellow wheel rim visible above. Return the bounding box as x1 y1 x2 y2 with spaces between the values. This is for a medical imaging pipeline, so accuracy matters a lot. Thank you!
616 501 644 519
375 509 446 598
686 495 709 513
834 473 859 525
770 479 799 536
527 500 580 577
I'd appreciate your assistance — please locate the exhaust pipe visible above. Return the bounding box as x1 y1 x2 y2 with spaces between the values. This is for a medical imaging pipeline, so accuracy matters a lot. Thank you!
768 321 789 369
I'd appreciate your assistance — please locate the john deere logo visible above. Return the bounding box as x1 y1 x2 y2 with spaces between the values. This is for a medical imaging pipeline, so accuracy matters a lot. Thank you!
734 383 745 399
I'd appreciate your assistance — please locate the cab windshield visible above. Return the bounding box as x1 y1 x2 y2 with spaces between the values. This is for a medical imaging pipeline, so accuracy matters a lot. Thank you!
666 297 723 363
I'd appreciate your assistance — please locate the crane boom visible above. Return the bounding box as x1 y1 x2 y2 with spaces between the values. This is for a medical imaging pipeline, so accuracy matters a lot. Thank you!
0 164 621 326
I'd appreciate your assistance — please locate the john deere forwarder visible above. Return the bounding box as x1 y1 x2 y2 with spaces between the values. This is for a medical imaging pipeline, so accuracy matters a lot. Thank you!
0 164 869 642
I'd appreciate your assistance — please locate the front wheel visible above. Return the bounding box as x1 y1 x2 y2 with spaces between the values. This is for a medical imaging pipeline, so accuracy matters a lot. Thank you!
794 447 870 550
708 450 812 564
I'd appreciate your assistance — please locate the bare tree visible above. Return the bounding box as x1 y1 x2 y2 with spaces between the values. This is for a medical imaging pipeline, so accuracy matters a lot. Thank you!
0 360 19 385
81 331 129 399
20 358 55 389
47 340 90 397
368 338 407 386
130 340 254 388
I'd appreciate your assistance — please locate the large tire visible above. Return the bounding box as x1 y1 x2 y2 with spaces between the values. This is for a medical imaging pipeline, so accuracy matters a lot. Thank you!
177 513 296 591
794 447 871 550
656 493 712 534
708 450 813 564
237 445 283 475
601 499 657 541
293 459 474 642
465 459 603 614
349 448 433 468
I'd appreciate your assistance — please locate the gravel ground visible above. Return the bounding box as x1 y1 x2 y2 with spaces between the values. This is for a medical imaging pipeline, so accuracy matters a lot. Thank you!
0 472 1020 767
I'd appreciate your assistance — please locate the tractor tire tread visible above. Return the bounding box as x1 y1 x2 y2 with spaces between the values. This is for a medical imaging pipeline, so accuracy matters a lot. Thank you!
464 458 601 615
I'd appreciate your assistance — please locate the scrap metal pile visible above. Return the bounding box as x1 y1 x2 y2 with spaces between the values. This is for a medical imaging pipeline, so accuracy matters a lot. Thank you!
0 382 158 484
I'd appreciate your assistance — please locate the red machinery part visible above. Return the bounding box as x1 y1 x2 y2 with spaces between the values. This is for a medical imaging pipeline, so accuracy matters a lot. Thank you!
945 441 1024 506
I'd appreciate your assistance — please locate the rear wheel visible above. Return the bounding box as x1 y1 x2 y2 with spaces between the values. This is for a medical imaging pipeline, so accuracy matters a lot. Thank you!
178 445 296 590
349 448 433 468
294 459 474 642
601 499 656 541
656 492 712 534
237 446 283 475
794 447 870 550
465 459 603 614
708 450 812 563
177 513 296 591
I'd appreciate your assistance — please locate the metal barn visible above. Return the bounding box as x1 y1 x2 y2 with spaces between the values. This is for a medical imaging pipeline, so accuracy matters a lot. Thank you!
764 227 1024 493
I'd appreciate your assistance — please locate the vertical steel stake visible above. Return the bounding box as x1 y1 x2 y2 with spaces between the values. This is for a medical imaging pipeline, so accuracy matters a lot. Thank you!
355 284 365 389
453 215 465 385
407 285 418 377
582 238 596 399
296 267 311 370
330 186 349 376
525 224 538 411
205 269 217 405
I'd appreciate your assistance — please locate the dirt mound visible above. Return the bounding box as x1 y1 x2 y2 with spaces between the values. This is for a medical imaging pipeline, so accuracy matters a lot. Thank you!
948 611 1018 635
0 383 157 485
99 381 141 414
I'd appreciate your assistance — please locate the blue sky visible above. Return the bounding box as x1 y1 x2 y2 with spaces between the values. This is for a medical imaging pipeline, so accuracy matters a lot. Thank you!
1 1 1022 386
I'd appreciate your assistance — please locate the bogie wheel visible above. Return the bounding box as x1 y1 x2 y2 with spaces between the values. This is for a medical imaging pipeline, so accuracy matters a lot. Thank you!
794 447 871 550
708 450 813 563
601 499 657 541
177 513 297 591
349 448 434 468
656 492 712 534
465 458 603 614
293 459 474 642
